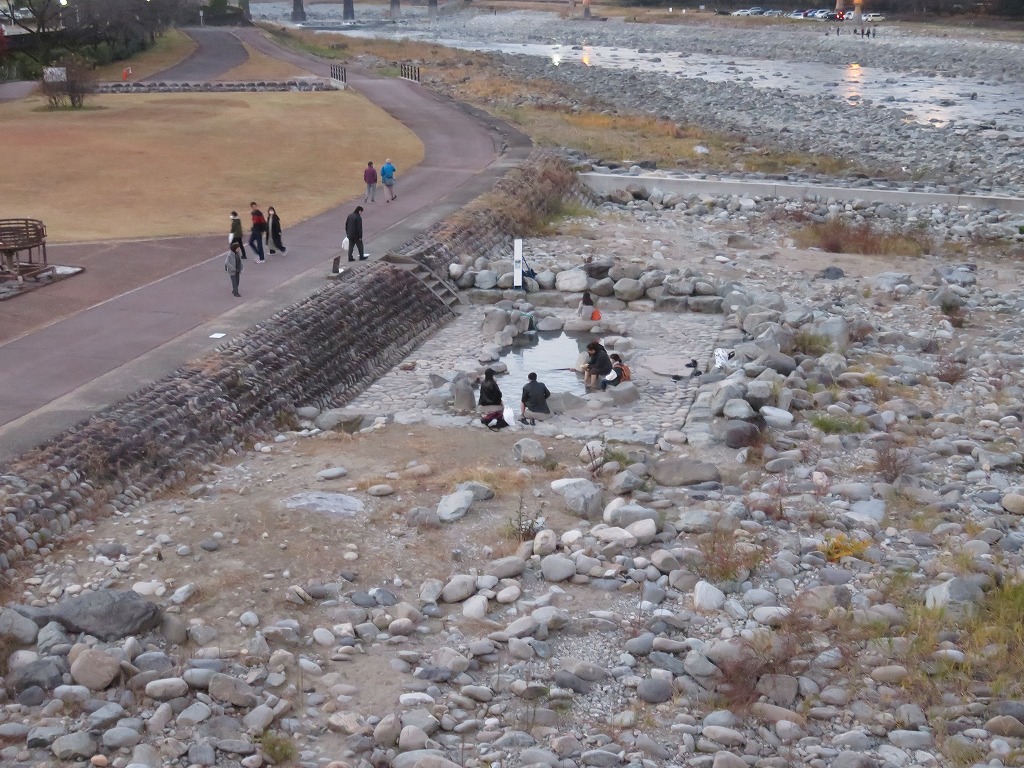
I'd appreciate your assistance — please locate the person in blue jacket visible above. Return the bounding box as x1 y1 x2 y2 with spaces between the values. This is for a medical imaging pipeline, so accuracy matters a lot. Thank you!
381 158 397 202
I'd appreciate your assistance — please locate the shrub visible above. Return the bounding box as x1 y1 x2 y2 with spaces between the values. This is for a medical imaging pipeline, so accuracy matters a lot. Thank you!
39 53 95 109
874 440 913 483
935 356 967 384
809 413 867 434
819 533 870 563
793 220 927 257
793 330 831 357
258 731 296 765
693 528 768 584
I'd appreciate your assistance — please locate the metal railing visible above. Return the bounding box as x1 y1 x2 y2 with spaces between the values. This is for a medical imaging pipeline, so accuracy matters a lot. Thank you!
329 63 347 88
400 63 420 83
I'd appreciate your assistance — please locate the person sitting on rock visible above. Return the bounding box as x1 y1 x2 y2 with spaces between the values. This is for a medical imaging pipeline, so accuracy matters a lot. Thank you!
478 368 503 408
583 340 613 388
520 372 551 425
577 289 595 319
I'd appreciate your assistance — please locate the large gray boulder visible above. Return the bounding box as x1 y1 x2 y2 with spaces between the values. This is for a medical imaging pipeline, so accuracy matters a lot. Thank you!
451 380 476 412
560 479 603 521
0 607 40 644
315 409 378 433
13 590 161 641
555 269 589 293
436 490 475 523
613 278 645 302
651 459 721 487
513 439 546 464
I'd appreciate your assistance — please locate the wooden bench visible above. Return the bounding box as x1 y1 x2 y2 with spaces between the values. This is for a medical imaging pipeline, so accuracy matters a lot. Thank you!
0 218 50 283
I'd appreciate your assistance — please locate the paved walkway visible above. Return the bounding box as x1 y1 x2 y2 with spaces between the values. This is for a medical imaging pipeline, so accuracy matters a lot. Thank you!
143 27 249 81
0 27 530 462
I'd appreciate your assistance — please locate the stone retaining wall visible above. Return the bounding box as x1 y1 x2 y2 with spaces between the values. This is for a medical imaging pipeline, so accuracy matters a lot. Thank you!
95 80 335 94
0 151 580 574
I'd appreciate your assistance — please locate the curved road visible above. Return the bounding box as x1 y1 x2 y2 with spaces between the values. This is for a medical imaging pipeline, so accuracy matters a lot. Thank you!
143 27 249 81
0 28 530 462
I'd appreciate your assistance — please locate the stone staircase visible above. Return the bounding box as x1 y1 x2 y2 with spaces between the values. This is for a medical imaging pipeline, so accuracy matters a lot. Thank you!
380 254 463 314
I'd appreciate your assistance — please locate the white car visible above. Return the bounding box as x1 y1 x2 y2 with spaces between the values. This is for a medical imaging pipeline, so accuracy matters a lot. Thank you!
862 12 886 21
731 9 753 15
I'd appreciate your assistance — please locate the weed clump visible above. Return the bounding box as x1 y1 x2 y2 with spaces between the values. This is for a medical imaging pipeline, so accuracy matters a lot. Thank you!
819 533 870 563
809 413 867 434
693 528 768 584
793 220 927 257
793 330 832 357
258 730 296 765
935 356 967 384
874 440 914 483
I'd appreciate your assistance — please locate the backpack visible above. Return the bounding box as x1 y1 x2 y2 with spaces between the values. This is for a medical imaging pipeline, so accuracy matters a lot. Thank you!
481 410 509 431
591 309 602 321
619 363 632 382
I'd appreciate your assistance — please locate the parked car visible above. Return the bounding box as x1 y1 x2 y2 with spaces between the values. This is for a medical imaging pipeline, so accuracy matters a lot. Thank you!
731 8 753 15
862 12 886 21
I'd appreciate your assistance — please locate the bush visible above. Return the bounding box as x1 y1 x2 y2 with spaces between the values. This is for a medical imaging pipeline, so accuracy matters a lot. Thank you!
258 731 296 765
793 330 831 357
819 533 870 562
809 413 867 434
694 528 768 584
793 220 927 257
874 440 913 483
935 356 967 384
39 53 95 109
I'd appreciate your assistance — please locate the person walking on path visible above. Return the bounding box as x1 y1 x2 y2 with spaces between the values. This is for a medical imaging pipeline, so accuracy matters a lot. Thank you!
381 158 397 202
229 211 247 259
266 206 287 254
225 241 243 297
332 206 366 273
345 206 365 262
249 202 267 262
519 372 551 425
363 161 378 203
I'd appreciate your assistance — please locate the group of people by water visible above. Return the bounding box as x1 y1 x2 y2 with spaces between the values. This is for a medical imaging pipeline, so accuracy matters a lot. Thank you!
479 339 631 428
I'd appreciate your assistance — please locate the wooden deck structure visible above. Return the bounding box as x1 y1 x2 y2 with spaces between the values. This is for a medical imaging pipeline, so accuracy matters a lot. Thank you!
0 218 50 283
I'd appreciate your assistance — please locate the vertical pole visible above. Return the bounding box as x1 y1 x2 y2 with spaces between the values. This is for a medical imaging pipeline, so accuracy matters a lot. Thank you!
428 0 437 14
513 239 523 289
391 0 401 19
343 0 354 21
291 0 306 22
583 0 591 18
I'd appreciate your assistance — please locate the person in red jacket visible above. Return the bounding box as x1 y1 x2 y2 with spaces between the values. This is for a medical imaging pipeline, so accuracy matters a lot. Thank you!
249 202 267 262
363 161 378 203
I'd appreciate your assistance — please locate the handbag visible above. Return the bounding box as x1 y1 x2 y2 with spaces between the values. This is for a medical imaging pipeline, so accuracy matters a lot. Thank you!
591 309 602 321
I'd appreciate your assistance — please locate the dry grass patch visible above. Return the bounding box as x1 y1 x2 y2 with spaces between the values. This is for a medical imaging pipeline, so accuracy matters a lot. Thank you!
497 104 853 174
90 29 197 82
0 91 422 241
217 43 313 81
793 220 928 257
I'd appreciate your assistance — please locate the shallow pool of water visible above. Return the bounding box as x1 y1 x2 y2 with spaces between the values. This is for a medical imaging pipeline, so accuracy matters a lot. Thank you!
499 331 590 396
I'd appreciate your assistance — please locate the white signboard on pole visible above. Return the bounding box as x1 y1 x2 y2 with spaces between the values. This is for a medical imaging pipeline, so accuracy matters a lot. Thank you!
43 67 67 83
513 238 523 289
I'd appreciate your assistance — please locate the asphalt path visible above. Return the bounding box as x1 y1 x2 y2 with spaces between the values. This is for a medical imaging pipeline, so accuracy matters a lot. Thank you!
0 27 530 462
143 27 249 81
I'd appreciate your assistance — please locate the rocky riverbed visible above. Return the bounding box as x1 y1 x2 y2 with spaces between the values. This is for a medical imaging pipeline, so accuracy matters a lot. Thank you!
254 5 1024 197
5 194 1024 768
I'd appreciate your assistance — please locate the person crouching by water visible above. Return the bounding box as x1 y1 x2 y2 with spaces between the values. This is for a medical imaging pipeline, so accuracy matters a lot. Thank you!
583 340 613 389
478 368 503 409
519 372 551 426
600 353 627 390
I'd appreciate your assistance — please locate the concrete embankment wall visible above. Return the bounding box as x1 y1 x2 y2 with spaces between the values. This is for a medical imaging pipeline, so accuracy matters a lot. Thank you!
0 151 582 574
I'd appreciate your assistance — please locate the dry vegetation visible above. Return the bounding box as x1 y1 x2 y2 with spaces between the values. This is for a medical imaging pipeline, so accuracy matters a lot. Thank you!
0 91 423 241
793 220 929 257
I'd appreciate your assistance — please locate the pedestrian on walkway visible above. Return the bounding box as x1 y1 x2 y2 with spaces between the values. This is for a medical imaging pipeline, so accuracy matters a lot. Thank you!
519 372 551 425
266 206 287 254
229 211 247 259
363 161 378 203
345 206 365 262
330 206 366 273
249 202 267 262
225 241 243 297
381 158 397 202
